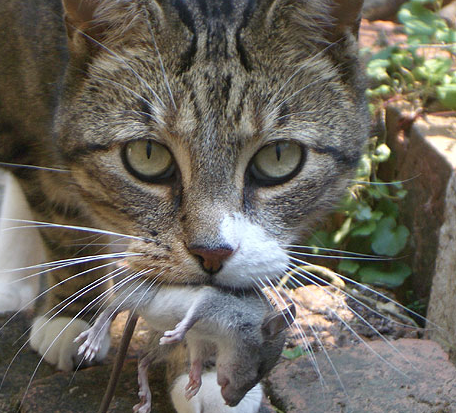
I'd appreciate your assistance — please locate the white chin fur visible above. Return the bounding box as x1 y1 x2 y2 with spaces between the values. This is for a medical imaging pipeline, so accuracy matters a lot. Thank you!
171 371 263 413
30 316 110 371
216 214 288 288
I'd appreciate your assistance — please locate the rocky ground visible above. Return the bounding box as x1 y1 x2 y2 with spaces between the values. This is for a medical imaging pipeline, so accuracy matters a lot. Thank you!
1 284 456 412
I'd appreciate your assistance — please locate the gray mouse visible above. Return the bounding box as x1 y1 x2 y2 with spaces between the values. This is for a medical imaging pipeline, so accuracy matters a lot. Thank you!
75 284 295 412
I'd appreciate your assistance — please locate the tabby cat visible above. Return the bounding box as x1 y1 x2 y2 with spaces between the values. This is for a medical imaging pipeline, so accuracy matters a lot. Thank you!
0 0 368 410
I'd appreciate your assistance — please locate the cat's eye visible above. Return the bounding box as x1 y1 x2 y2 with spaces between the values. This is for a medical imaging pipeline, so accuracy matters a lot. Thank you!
250 141 304 184
123 139 175 182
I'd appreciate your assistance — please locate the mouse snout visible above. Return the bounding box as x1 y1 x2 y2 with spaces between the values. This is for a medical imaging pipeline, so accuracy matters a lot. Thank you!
217 374 241 406
217 373 230 388
220 384 244 407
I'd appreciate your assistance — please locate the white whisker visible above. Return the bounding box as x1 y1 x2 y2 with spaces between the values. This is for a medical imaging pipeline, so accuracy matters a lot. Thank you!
0 162 69 172
3 252 140 279
0 217 153 242
258 278 326 389
0 260 126 335
286 266 412 378
289 255 442 331
285 244 384 259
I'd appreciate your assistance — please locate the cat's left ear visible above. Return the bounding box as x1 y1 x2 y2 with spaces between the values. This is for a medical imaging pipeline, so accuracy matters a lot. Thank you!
262 304 296 338
61 0 104 54
328 0 364 41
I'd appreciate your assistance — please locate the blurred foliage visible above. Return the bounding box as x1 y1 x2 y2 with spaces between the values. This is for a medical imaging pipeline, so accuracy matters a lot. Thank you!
309 0 455 288
366 0 456 110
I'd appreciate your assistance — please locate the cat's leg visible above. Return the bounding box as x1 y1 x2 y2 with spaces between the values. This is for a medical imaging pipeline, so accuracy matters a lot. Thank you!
9 171 119 371
0 171 45 312
170 371 263 413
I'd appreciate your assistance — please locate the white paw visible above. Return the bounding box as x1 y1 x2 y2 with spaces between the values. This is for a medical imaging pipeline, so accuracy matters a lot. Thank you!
0 282 21 312
30 316 111 371
171 372 263 413
0 278 41 313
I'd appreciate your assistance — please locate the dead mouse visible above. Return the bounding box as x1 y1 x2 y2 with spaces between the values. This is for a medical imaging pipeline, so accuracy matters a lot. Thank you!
75 284 295 412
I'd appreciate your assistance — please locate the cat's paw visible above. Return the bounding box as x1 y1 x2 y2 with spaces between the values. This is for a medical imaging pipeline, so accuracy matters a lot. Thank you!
30 316 110 371
0 282 22 312
0 278 39 313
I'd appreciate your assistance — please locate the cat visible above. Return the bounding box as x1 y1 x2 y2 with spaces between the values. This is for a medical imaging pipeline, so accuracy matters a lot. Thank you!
0 0 368 411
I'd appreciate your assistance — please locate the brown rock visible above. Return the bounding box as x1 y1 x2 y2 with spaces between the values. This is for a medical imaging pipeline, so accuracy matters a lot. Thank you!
266 339 456 413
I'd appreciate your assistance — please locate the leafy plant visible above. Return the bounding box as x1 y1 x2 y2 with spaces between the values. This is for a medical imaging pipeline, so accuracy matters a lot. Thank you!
307 0 455 288
366 0 456 110
308 140 411 288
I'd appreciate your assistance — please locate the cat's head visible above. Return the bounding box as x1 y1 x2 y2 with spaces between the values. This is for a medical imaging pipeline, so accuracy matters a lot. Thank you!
55 0 368 288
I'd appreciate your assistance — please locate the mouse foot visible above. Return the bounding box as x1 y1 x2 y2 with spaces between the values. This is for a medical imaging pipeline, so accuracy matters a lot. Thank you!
133 387 152 413
185 361 202 400
159 322 187 345
74 327 104 361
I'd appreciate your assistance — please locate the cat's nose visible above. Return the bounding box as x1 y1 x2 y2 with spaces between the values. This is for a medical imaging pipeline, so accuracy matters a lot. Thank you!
188 245 234 274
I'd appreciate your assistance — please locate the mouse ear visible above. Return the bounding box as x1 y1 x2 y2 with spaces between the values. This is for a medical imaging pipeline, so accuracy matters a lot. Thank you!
262 304 296 338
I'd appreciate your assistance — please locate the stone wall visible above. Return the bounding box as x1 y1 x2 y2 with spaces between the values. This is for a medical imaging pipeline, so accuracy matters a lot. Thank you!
378 104 456 356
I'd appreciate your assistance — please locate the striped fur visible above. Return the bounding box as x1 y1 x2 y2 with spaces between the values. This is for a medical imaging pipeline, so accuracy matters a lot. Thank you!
0 0 367 409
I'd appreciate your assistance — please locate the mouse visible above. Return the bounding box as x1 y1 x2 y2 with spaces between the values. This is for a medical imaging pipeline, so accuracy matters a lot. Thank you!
75 284 295 412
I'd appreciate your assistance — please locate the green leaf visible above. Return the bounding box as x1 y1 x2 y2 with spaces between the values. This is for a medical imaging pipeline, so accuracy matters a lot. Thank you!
307 231 334 250
396 189 408 199
367 183 389 200
372 143 391 163
398 3 446 38
282 346 308 360
356 155 372 178
337 193 358 212
338 260 360 275
351 220 377 236
413 59 452 84
371 217 409 256
354 204 372 221
436 85 456 110
377 198 399 218
359 262 412 288
371 210 384 221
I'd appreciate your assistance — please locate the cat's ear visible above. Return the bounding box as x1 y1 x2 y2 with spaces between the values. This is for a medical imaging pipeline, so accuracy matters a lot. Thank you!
262 304 296 338
327 0 364 41
61 0 103 54
61 0 156 56
266 0 364 42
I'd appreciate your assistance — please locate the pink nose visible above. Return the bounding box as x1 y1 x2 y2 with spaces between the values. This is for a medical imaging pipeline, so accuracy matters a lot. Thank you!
188 246 234 273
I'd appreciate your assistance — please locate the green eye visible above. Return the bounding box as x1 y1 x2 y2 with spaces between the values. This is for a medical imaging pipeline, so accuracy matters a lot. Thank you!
251 141 304 184
123 139 174 181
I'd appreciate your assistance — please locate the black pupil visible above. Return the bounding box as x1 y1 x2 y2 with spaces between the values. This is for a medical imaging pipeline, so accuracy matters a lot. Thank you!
146 140 152 159
275 143 282 161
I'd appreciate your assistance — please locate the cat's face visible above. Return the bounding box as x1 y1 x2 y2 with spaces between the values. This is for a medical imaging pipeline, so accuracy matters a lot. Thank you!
55 0 368 288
